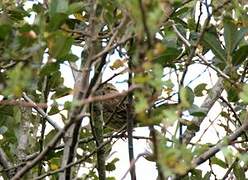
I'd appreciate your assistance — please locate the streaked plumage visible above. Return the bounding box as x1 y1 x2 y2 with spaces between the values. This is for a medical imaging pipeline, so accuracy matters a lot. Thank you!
93 83 129 130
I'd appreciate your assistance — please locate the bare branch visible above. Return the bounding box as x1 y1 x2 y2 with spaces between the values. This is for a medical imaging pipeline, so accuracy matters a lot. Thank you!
192 120 248 166
16 107 31 161
182 78 224 144
34 126 126 180
11 103 89 180
22 93 62 131
0 148 15 178
0 99 47 108
121 153 147 180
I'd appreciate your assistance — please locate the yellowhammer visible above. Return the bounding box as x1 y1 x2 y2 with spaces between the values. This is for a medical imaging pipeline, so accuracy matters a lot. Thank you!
93 83 130 130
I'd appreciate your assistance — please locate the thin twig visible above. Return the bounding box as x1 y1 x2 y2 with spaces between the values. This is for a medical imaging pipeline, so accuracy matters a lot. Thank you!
221 158 238 180
22 93 62 130
121 153 147 180
127 51 136 180
171 22 231 81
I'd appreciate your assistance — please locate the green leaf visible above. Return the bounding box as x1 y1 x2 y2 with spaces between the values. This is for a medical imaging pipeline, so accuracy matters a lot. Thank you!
0 105 14 117
155 47 181 67
211 157 228 168
194 83 207 97
47 31 73 59
232 27 248 52
13 107 21 123
134 92 148 113
203 32 226 62
180 86 194 108
46 149 63 160
223 16 248 57
9 7 29 21
190 169 202 179
4 64 32 97
233 161 246 180
49 0 68 17
227 87 239 102
44 129 57 145
239 84 248 104
48 13 68 31
40 63 60 76
188 104 206 117
193 144 210 156
164 79 174 89
159 144 192 176
48 101 60 115
63 101 72 111
203 172 211 180
106 177 116 180
51 86 71 99
61 53 79 62
0 24 11 40
162 108 179 125
106 162 116 172
48 71 64 90
232 45 248 66
149 64 164 91
67 2 85 14
224 17 237 55
173 7 190 17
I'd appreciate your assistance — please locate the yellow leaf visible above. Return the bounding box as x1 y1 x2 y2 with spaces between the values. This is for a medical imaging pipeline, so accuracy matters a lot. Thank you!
50 163 59 171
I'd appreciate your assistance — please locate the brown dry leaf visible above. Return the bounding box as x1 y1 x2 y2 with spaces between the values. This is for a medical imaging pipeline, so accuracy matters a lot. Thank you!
110 59 126 70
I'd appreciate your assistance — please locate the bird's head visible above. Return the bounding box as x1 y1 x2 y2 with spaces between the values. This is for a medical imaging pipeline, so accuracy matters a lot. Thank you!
95 83 118 95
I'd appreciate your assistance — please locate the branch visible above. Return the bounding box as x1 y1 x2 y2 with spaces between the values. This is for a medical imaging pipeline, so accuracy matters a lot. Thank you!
22 93 62 131
60 1 104 178
219 96 248 140
182 78 224 144
192 120 248 167
91 99 106 180
221 158 238 180
34 140 111 180
171 21 226 144
0 99 47 108
127 52 136 180
10 105 89 180
121 153 147 180
0 148 15 178
171 22 231 81
16 107 31 161
90 35 133 64
34 126 126 180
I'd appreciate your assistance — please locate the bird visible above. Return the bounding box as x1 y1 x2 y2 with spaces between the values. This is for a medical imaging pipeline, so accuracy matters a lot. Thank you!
93 83 131 130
